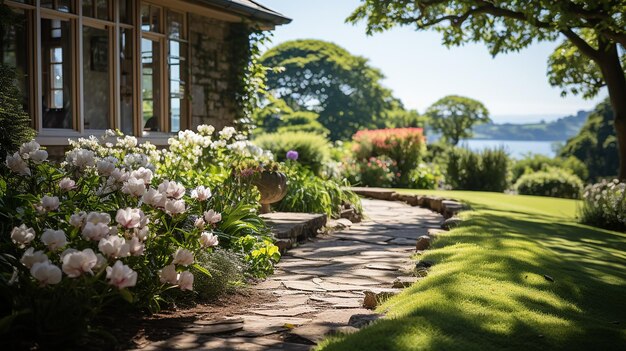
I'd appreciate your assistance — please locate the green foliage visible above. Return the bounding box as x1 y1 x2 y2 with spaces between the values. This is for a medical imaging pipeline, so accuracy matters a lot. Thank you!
260 39 395 140
579 179 626 232
252 131 331 174
446 147 510 192
560 99 618 180
0 64 36 162
512 154 588 183
253 97 329 136
425 95 490 146
276 111 330 136
231 235 279 278
514 168 584 199
407 163 443 190
276 164 362 218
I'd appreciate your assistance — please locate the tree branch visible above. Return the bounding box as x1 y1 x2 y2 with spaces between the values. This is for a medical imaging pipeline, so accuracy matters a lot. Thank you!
561 28 601 62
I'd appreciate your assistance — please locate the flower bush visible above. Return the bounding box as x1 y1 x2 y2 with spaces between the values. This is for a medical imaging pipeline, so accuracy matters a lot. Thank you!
514 167 583 199
579 179 626 231
344 156 396 188
352 128 425 187
0 126 280 347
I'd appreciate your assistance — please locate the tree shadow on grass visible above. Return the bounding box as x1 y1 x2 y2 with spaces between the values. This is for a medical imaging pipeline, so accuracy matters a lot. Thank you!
319 211 626 351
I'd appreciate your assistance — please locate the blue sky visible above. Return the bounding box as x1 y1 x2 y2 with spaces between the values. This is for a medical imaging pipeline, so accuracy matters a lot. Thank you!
261 0 608 123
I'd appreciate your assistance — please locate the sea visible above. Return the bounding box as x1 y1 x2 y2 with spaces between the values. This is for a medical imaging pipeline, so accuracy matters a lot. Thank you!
458 139 562 159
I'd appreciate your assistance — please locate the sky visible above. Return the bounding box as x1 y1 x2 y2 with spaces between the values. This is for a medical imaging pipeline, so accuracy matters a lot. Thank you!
260 0 608 124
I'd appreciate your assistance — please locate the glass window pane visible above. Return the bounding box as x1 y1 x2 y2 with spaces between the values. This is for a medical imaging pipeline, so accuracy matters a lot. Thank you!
96 0 109 21
119 0 133 25
150 6 161 32
58 0 71 12
120 28 134 135
142 38 161 132
83 0 95 18
41 0 53 9
83 26 110 130
169 41 186 133
141 4 150 31
1 8 31 116
167 11 183 39
41 18 72 129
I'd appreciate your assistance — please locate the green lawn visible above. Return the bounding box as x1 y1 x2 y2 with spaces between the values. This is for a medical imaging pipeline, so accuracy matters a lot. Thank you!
317 190 626 350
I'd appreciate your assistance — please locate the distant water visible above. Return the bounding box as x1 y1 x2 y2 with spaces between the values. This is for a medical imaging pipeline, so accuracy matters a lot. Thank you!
459 139 560 159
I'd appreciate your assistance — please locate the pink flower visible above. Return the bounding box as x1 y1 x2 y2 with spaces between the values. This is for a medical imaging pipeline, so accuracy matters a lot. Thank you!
165 199 186 216
69 212 87 228
203 209 222 224
190 186 212 201
58 177 76 191
106 260 137 289
81 222 110 241
5 152 30 176
142 188 166 208
41 229 67 250
122 177 147 197
172 248 194 266
98 235 130 258
41 195 60 211
62 248 97 278
115 208 145 229
199 232 219 248
31 261 62 285
178 271 194 291
11 224 36 248
20 248 48 268
159 264 178 284
130 167 153 185
158 180 185 199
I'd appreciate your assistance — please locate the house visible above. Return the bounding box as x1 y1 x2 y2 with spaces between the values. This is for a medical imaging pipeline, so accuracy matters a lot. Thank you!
0 0 289 154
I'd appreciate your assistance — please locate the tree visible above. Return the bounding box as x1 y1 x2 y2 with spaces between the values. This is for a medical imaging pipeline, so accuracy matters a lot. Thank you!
426 95 490 145
260 39 395 140
560 99 618 180
348 0 626 178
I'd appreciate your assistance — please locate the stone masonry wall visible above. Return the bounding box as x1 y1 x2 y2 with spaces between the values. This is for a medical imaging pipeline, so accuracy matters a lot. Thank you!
189 14 241 131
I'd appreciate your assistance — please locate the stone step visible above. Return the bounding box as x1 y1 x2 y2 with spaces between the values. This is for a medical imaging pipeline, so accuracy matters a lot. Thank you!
260 212 327 253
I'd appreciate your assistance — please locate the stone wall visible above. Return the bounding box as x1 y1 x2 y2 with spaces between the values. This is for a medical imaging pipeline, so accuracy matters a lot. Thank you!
189 14 242 131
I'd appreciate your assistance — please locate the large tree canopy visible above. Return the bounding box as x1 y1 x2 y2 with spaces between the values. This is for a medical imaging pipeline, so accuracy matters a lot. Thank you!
260 39 395 140
426 95 490 145
348 0 626 178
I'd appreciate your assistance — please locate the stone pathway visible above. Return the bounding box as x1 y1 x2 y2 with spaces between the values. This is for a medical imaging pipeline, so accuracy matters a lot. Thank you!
134 199 443 350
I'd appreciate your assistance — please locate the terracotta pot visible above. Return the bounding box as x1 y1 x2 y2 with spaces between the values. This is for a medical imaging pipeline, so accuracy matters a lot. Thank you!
253 171 288 213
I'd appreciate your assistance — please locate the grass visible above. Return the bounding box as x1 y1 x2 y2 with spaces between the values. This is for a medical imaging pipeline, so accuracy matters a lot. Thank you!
317 190 626 350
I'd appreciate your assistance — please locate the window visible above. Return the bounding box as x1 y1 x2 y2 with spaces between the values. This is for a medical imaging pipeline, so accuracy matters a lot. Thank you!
1 8 32 116
120 27 134 135
82 25 111 130
141 38 162 132
167 11 187 133
41 17 73 129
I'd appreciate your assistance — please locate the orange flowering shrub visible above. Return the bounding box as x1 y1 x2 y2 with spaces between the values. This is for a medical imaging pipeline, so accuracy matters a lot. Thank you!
352 128 426 186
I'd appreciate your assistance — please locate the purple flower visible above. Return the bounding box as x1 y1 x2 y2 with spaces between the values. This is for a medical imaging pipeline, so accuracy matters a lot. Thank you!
286 150 299 161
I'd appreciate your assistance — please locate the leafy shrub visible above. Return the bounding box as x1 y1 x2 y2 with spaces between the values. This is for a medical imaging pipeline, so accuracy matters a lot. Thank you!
0 64 36 162
276 163 362 218
514 167 583 199
579 179 626 231
408 163 443 189
512 154 588 182
344 156 396 188
446 147 510 192
352 128 426 187
253 131 331 174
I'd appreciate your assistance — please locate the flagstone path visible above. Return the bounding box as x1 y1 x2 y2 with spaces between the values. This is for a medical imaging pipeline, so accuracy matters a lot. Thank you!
134 199 443 350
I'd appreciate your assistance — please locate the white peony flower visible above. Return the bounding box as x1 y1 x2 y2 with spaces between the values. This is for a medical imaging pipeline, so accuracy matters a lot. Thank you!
62 248 97 278
165 199 186 215
11 224 36 248
127 236 144 256
20 141 40 156
191 186 212 201
142 188 166 208
96 157 118 176
110 168 130 183
31 261 62 285
69 212 87 228
178 271 194 291
58 177 76 191
20 248 48 268
122 177 147 197
130 167 153 185
194 217 206 230
94 253 107 270
158 180 186 199
210 140 227 149
159 264 178 284
81 222 110 241
197 124 215 136
98 235 130 258
41 195 60 211
172 248 194 266
86 211 111 225
136 226 149 241
219 126 236 140
41 229 67 250
5 152 30 176
29 150 48 164
66 148 96 169
115 208 145 229
203 209 222 224
199 232 219 248
106 260 137 289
